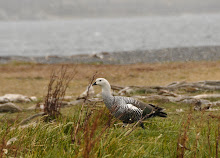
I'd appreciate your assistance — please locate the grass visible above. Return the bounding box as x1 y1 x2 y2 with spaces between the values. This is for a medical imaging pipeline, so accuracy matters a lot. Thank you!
1 103 219 157
0 61 220 157
0 60 220 97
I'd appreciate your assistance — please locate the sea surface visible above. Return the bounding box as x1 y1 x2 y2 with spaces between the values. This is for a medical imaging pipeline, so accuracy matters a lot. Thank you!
0 13 220 56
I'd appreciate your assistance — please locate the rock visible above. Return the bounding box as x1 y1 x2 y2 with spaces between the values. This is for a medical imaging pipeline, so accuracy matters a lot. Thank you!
158 90 179 97
0 103 22 113
66 98 103 107
11 122 37 131
166 81 186 87
31 100 85 108
27 104 44 111
30 96 38 102
213 101 220 106
95 93 102 98
92 53 104 59
0 94 36 103
118 87 135 95
87 98 103 102
60 101 69 107
77 86 95 100
45 55 60 60
91 52 109 59
192 100 213 111
0 97 9 103
202 104 212 110
194 102 202 111
68 100 83 106
64 96 74 100
206 108 219 111
193 94 220 99
180 98 196 104
20 122 37 129
26 105 37 110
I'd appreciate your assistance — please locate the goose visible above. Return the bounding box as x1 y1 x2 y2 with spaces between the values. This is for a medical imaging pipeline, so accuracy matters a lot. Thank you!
92 78 167 129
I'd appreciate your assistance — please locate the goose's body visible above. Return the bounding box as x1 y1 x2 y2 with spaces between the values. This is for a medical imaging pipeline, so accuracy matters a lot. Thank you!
93 78 167 128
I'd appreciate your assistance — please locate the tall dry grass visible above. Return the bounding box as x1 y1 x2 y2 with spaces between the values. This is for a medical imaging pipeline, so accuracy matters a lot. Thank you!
44 66 76 121
70 73 115 158
176 110 220 158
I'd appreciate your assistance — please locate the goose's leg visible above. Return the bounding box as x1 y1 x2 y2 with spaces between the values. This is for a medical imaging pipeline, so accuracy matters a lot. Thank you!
140 122 145 129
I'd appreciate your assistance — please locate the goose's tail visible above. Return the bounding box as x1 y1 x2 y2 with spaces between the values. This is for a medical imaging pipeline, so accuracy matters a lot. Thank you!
142 104 167 118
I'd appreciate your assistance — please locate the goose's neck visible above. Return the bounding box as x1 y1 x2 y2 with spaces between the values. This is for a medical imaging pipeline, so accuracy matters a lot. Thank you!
101 84 112 98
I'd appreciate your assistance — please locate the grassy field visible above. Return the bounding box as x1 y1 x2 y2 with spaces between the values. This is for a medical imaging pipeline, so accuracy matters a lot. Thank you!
0 61 220 157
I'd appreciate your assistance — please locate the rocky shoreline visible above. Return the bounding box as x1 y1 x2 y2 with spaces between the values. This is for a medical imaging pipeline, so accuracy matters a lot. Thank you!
0 45 220 64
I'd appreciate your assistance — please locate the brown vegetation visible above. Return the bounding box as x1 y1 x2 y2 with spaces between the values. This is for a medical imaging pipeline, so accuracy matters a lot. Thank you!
43 66 76 121
0 61 219 98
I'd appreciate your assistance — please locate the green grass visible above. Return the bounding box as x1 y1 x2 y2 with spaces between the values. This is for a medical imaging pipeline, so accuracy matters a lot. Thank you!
0 101 219 158
0 61 220 157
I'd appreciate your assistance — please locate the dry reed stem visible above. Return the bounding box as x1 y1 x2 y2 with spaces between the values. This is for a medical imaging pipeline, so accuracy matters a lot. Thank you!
193 111 205 158
90 114 113 147
44 65 76 121
123 110 154 136
71 73 114 158
71 72 97 144
83 108 113 158
207 119 212 156
177 112 192 158
0 124 19 158
216 123 220 158
0 132 7 158
209 114 220 120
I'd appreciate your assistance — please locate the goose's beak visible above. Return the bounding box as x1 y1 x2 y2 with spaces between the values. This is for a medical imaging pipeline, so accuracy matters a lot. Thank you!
92 82 97 86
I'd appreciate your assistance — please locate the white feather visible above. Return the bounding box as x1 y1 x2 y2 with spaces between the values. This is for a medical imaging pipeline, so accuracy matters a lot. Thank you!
126 104 141 111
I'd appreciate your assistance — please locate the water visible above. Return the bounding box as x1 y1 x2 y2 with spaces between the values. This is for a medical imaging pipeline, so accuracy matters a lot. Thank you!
0 13 220 56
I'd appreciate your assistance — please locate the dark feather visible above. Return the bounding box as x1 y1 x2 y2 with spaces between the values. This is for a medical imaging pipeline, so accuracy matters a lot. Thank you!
142 104 167 119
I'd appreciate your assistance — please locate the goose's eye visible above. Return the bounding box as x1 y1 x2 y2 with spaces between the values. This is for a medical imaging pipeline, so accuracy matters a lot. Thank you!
99 80 102 82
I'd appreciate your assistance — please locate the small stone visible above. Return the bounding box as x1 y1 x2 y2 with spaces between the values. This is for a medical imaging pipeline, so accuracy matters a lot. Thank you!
30 96 37 102
0 94 30 102
0 103 22 113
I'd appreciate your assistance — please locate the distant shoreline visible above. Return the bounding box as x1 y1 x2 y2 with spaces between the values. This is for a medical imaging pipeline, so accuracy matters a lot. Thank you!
0 0 220 20
0 45 219 64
